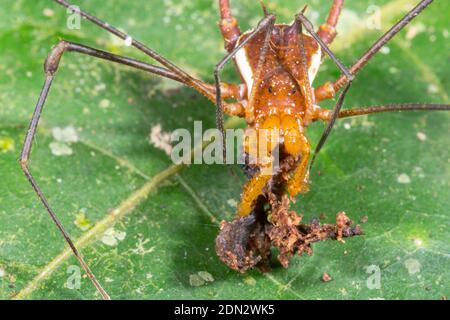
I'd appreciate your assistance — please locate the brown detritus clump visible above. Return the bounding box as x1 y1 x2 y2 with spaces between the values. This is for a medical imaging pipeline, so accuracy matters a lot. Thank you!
215 194 363 272
216 154 363 272
215 200 272 273
321 272 332 282
359 215 369 224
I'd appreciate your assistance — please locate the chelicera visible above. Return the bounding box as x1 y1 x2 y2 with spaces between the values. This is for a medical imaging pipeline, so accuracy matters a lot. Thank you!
19 0 449 299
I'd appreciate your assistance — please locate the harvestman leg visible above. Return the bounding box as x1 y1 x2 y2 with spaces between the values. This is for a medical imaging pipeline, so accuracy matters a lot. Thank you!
219 0 241 53
20 32 248 299
23 0 251 299
314 0 345 101
54 0 215 103
317 0 344 46
295 0 435 169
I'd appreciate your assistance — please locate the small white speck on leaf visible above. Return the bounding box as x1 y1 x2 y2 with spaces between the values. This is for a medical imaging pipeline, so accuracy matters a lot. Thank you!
43 8 55 17
189 271 214 287
343 122 351 130
380 46 390 55
427 84 438 94
244 276 256 286
49 125 78 156
227 198 238 208
414 238 424 247
443 29 449 38
397 173 411 184
149 124 172 156
124 36 133 46
404 258 421 275
389 67 398 74
99 99 110 109
49 142 73 156
416 132 427 142
52 126 79 143
406 22 426 40
101 228 126 246
94 83 106 92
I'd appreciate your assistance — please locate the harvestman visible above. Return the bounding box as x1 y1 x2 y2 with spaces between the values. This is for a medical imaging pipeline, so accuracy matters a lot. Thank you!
19 0 450 299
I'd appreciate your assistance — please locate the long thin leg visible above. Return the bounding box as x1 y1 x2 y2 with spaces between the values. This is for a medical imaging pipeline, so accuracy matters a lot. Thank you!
294 13 354 170
21 39 221 300
337 103 450 119
309 82 352 170
53 0 214 103
317 0 344 46
214 14 276 159
297 0 434 168
219 0 241 52
332 0 433 92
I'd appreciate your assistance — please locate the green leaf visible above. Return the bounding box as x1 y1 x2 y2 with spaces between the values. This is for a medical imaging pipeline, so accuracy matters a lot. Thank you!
0 0 448 300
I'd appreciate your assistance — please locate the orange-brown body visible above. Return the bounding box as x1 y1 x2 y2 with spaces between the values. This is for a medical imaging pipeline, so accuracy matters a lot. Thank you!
218 1 340 217
233 23 323 216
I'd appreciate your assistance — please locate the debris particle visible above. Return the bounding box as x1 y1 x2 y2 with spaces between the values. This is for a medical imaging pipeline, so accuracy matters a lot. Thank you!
404 258 421 275
413 238 423 247
149 124 172 156
343 122 351 130
49 141 73 156
397 173 411 184
189 271 214 287
130 237 155 255
380 46 390 55
189 274 205 287
427 84 438 94
198 271 214 283
52 126 79 143
101 228 126 246
414 166 425 178
321 272 332 282
227 199 238 208
389 67 398 74
406 22 426 40
124 36 133 46
339 288 348 296
359 216 369 224
244 276 256 286
99 98 110 108
0 137 14 153
416 132 427 142
94 83 106 92
74 211 92 231
443 29 449 39
43 8 55 17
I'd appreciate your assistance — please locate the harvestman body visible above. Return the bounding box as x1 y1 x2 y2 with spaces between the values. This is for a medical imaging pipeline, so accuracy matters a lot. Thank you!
19 0 450 299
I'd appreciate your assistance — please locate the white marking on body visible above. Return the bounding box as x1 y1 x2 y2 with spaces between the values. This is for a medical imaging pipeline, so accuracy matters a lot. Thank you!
235 45 254 96
308 46 321 84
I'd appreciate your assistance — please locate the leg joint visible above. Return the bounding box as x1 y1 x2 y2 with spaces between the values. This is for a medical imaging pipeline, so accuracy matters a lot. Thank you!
44 40 70 75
